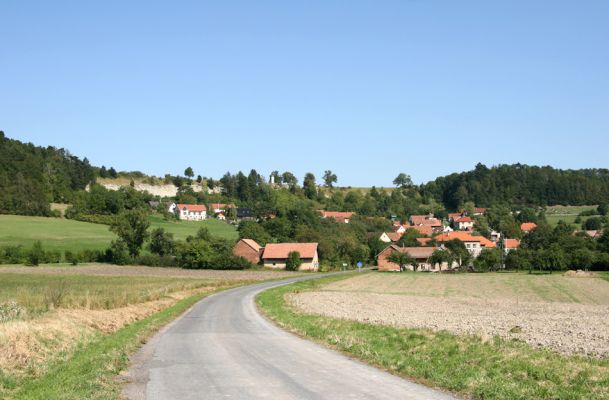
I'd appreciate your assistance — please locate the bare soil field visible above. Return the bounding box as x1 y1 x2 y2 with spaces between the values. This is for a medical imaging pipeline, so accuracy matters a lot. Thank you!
0 263 307 281
289 272 609 358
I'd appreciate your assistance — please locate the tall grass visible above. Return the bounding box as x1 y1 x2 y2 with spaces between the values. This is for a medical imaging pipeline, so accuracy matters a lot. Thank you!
0 273 223 313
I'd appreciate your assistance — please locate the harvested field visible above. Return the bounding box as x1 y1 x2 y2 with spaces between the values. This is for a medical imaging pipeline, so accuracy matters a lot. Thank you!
289 272 609 358
0 263 307 281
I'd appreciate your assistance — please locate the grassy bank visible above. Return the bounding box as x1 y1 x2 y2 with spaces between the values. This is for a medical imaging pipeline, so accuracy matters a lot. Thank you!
8 289 217 400
256 275 609 399
0 214 237 253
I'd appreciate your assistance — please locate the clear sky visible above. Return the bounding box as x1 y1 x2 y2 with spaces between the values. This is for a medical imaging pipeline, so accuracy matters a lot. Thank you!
1 1 608 187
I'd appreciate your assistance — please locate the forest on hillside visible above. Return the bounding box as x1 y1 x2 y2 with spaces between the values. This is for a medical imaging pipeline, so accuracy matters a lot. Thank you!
421 163 609 209
0 132 95 215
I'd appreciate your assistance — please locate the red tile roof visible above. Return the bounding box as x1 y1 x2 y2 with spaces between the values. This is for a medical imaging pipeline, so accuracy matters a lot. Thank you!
384 232 402 242
262 243 318 259
177 203 207 212
520 222 537 232
241 239 262 252
455 216 473 223
211 203 235 210
448 213 463 219
504 239 520 249
407 225 434 236
416 237 433 246
318 210 355 220
409 215 442 227
386 245 436 259
433 232 496 247
474 207 487 214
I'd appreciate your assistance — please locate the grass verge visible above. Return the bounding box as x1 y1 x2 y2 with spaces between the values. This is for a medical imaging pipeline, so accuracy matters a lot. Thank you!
256 275 609 400
7 288 222 400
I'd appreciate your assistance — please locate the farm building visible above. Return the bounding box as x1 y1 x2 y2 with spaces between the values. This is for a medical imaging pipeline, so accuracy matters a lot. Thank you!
169 203 207 221
377 245 449 272
261 243 319 271
433 231 496 257
318 210 355 223
233 239 263 264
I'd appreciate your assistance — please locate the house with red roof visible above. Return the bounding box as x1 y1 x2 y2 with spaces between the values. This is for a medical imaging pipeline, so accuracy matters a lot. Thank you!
233 239 263 264
503 238 520 254
433 231 496 257
379 231 403 243
377 245 452 272
261 243 319 271
169 203 207 221
453 216 474 231
318 210 355 223
520 222 538 233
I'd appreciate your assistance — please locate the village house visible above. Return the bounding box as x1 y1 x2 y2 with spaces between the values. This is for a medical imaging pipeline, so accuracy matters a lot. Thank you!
409 213 442 227
453 216 474 231
210 203 235 215
377 245 451 272
503 238 520 254
261 243 319 271
379 231 402 243
318 210 355 223
433 231 496 258
408 224 434 236
520 222 538 233
233 239 263 264
473 207 487 216
168 203 207 221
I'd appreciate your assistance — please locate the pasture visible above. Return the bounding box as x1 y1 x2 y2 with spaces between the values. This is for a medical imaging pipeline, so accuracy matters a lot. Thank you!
0 214 237 253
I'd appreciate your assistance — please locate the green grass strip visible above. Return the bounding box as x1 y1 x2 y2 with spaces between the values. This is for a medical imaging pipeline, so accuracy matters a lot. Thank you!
257 275 609 400
9 288 222 400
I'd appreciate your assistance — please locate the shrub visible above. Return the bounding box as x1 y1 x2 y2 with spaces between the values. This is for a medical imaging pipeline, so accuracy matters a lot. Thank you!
65 251 79 265
285 251 302 271
0 245 26 264
106 240 132 265
26 241 44 266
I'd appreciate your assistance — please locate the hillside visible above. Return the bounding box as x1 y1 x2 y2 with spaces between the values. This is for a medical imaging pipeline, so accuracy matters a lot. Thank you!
421 163 609 210
0 214 237 253
0 132 94 216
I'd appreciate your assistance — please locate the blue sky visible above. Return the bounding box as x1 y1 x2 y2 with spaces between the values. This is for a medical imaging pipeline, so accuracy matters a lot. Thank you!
1 1 608 186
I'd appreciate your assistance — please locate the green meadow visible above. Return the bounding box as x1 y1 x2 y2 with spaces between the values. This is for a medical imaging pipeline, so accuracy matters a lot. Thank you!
0 214 237 253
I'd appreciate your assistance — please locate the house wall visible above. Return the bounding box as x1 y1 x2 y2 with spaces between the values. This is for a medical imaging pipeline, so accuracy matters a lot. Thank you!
233 241 261 264
263 252 319 271
378 248 453 272
178 209 207 221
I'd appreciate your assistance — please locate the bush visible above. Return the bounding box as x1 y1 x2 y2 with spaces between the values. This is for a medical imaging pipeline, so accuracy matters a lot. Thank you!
134 253 177 267
65 251 79 265
26 241 44 266
0 301 25 322
105 240 132 265
0 245 26 264
285 251 302 271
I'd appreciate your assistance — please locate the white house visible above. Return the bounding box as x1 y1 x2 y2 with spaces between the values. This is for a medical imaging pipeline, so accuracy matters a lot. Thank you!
453 216 474 231
169 203 207 221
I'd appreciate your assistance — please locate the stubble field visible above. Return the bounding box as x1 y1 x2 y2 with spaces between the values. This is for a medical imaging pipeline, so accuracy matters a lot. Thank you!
289 272 609 357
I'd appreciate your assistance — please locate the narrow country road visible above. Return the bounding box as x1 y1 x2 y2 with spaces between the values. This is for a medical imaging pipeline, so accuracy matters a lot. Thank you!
123 275 456 400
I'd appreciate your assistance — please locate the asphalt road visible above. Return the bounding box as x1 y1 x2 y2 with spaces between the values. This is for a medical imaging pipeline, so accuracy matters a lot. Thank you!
123 275 457 400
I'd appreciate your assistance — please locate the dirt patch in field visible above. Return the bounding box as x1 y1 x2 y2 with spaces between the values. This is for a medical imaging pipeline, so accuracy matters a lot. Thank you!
0 264 306 281
289 291 609 358
0 287 209 378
